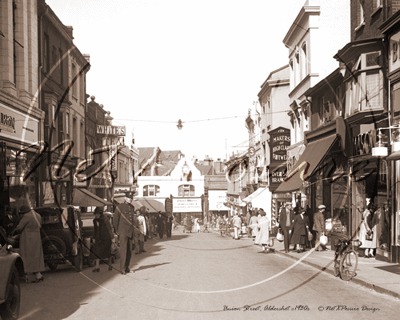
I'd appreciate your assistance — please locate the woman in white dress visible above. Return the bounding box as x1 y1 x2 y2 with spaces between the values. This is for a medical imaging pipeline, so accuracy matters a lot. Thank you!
359 202 378 258
254 209 270 252
194 217 200 232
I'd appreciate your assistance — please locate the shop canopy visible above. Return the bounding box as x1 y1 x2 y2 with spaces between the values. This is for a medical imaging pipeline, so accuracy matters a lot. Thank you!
275 134 338 193
72 188 112 207
243 187 271 211
134 197 165 213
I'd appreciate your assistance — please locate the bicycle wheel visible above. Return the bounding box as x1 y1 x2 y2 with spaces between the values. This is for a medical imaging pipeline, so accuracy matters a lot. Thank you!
339 250 358 281
333 259 340 277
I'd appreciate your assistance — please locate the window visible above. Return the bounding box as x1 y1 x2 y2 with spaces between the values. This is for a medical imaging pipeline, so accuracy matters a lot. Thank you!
12 1 17 84
80 122 84 158
356 2 365 29
374 0 382 9
73 117 77 156
59 48 63 85
80 73 85 103
58 111 64 145
392 82 400 119
301 43 308 79
65 113 70 138
72 63 77 97
178 184 195 197
43 34 50 73
143 185 160 196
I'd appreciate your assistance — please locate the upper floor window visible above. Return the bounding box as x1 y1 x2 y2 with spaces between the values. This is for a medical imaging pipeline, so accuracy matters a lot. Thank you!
374 0 382 9
356 2 365 30
143 185 160 196
72 63 77 98
345 52 382 116
178 184 195 197
301 43 308 80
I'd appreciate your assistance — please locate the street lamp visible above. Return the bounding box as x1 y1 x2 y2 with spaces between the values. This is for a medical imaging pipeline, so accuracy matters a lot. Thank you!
177 119 183 130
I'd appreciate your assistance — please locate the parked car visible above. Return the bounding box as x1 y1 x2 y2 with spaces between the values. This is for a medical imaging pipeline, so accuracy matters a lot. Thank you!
0 243 24 320
35 206 87 272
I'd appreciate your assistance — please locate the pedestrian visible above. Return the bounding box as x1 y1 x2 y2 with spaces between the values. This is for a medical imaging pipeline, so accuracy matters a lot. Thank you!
360 202 378 258
13 205 45 283
232 213 242 240
113 203 135 274
254 209 270 252
248 211 259 239
3 205 19 236
186 215 193 233
136 207 147 254
92 207 115 272
157 212 165 238
166 214 173 238
278 202 294 253
194 217 200 232
183 215 187 233
290 207 310 253
313 205 327 251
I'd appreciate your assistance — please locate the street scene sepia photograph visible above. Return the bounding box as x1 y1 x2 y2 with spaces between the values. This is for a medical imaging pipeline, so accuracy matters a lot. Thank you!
1 0 400 319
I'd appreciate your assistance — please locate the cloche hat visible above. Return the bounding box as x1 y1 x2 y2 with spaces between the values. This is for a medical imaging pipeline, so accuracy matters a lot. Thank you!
19 205 31 214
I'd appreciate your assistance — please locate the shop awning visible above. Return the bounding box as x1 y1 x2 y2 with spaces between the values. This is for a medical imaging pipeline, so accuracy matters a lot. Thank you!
134 197 165 213
275 134 338 193
72 188 112 207
243 187 267 203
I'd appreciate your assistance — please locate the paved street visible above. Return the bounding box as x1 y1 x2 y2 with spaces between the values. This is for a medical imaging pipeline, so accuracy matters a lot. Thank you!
19 228 399 320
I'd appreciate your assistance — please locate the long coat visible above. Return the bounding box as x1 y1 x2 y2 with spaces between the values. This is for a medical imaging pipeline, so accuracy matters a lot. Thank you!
254 216 270 246
313 211 325 233
15 209 45 273
113 204 135 239
93 215 114 259
290 214 309 245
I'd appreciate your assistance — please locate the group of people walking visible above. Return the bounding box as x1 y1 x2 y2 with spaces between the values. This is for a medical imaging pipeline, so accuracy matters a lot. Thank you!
182 215 200 233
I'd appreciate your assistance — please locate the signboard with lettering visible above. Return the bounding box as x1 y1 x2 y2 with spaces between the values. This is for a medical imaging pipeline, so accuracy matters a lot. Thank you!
0 102 39 144
173 198 202 212
390 31 400 73
96 125 126 136
208 190 229 211
269 127 290 164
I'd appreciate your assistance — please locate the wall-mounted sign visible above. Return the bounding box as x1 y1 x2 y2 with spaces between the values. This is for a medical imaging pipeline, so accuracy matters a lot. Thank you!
208 190 229 211
173 198 202 213
269 127 290 164
390 31 400 73
0 103 39 144
96 125 126 136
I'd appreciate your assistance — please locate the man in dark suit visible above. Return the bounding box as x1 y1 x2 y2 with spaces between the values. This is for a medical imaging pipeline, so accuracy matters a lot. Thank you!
278 202 294 253
114 203 136 274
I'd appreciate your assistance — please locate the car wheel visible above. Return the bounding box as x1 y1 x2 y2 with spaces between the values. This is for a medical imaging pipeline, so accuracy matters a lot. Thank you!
47 262 58 271
42 235 67 257
72 244 83 272
0 265 20 320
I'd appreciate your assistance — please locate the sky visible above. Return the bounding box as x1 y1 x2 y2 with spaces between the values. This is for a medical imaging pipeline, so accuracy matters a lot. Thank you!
46 0 303 161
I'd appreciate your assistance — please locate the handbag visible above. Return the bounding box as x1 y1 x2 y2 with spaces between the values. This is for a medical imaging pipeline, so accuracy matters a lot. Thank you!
308 232 313 241
276 229 284 242
320 234 328 246
365 230 373 241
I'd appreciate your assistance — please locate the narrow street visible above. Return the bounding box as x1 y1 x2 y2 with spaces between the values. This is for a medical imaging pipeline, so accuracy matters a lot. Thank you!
19 228 398 320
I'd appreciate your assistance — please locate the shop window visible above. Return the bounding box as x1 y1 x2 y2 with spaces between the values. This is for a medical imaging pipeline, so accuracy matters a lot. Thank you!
178 184 195 197
391 82 400 119
143 185 160 197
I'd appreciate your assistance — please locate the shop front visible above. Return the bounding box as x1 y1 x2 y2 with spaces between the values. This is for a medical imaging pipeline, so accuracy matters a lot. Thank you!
0 102 41 214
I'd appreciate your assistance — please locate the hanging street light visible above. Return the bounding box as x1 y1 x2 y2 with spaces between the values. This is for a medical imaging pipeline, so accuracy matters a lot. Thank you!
177 119 183 130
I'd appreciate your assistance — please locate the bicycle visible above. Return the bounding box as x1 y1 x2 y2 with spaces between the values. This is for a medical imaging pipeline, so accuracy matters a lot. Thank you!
333 237 361 281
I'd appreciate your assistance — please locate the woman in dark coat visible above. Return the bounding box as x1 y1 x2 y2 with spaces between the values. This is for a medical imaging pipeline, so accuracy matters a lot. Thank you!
14 205 45 282
290 208 310 253
92 207 114 272
157 212 165 239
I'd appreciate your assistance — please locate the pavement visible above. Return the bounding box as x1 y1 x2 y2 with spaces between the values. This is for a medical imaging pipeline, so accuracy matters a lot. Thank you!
205 226 400 300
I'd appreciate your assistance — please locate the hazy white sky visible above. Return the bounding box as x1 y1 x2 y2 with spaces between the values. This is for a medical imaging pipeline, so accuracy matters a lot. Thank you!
47 0 303 160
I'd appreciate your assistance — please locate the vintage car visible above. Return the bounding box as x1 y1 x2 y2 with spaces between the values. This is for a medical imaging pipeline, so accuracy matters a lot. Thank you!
35 206 86 272
0 244 24 320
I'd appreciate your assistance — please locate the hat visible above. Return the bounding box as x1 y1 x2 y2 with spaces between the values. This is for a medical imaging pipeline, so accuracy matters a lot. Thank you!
139 206 147 215
19 205 31 214
299 207 306 214
318 205 326 210
94 207 104 215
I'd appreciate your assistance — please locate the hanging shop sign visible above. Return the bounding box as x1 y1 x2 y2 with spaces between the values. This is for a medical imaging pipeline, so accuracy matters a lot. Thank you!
269 127 290 164
208 190 229 211
390 30 400 73
173 198 202 213
0 103 39 144
353 129 387 156
96 125 126 136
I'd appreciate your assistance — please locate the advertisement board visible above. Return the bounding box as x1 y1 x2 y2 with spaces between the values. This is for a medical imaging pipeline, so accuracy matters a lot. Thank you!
173 198 202 212
208 190 229 211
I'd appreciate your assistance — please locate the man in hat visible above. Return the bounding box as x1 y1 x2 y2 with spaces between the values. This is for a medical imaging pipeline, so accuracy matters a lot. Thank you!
278 202 294 253
135 207 147 254
313 204 327 251
114 203 137 274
